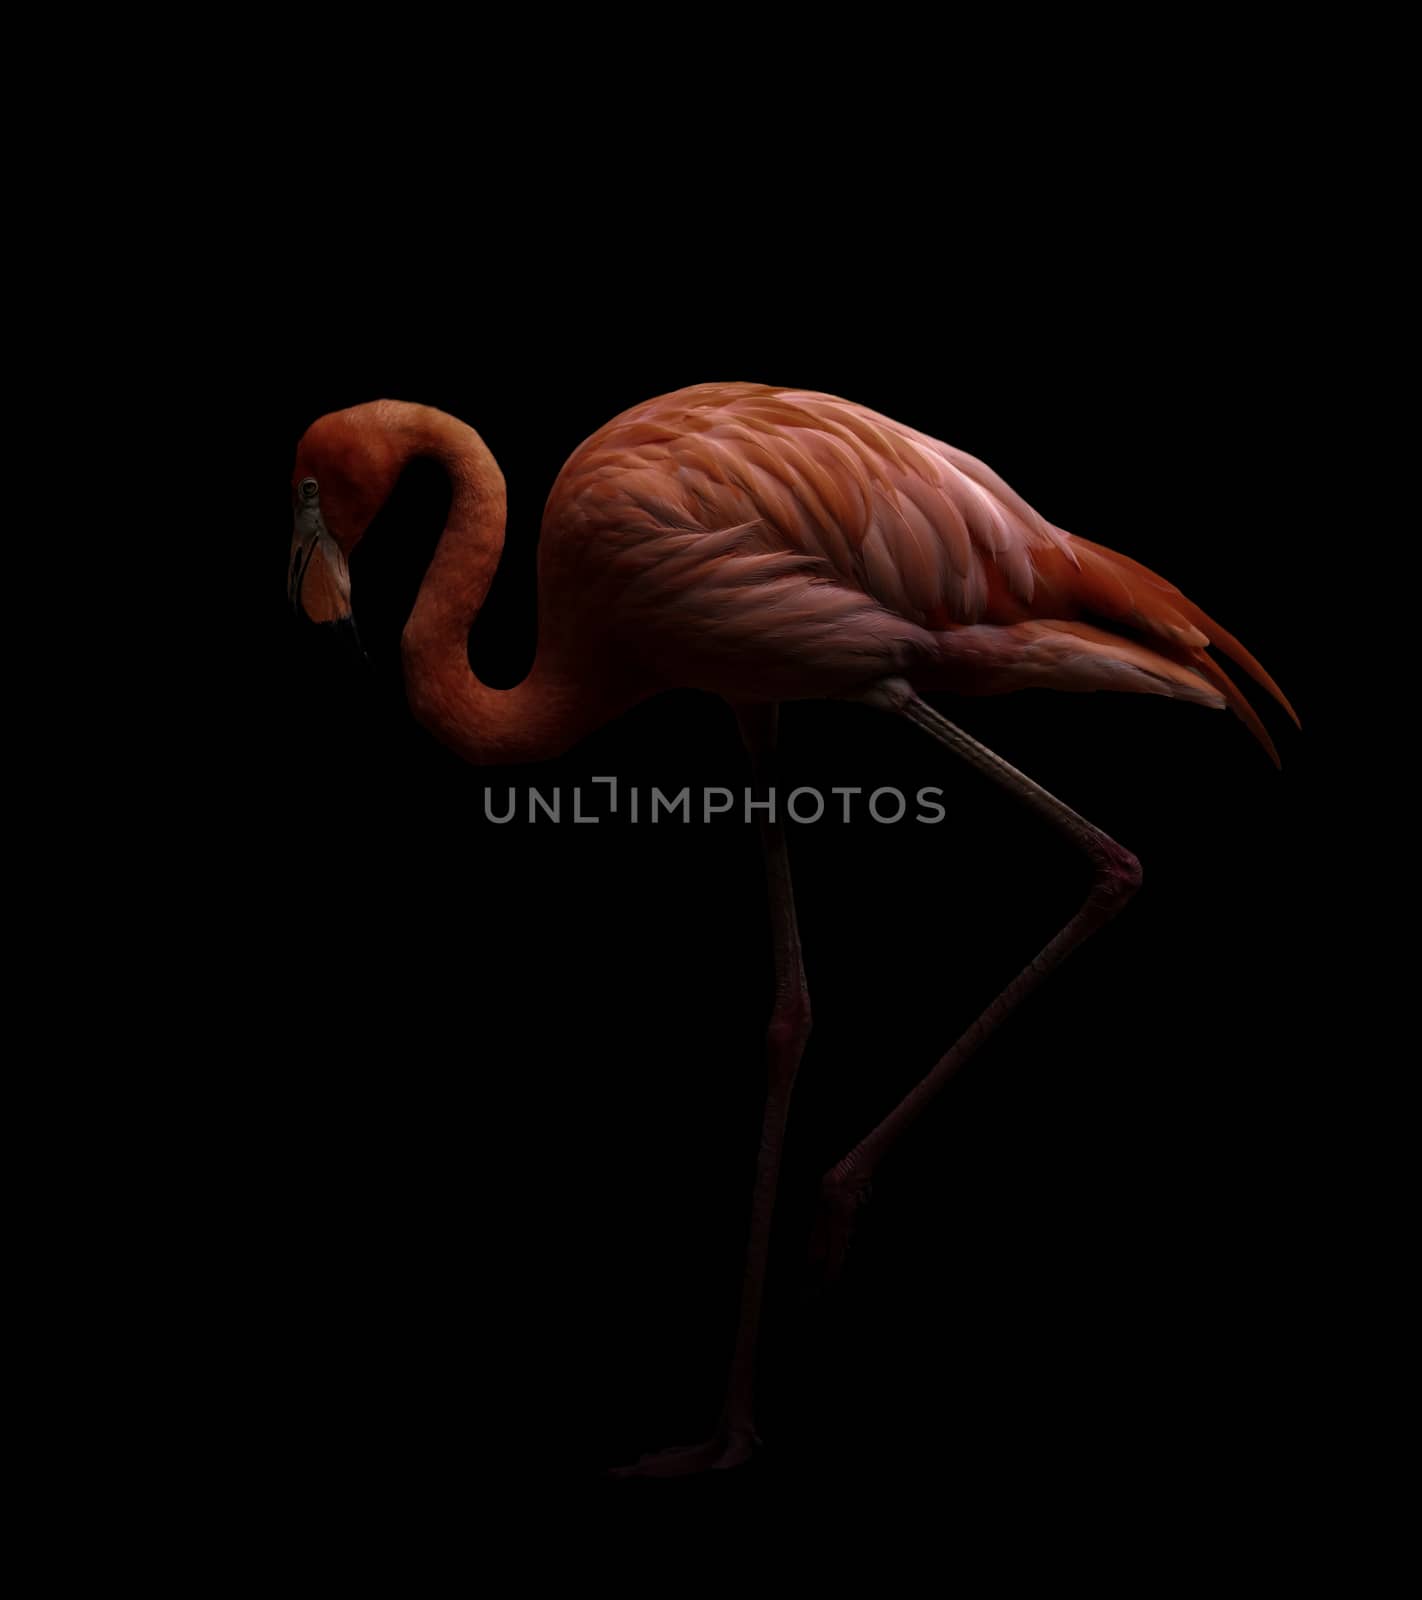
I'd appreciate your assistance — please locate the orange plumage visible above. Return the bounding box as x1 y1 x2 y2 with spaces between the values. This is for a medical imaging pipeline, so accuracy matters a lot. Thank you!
542 382 1296 760
287 380 1294 1476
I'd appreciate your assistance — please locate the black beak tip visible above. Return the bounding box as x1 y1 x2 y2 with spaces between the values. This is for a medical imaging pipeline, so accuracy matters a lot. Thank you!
290 603 370 666
331 613 371 665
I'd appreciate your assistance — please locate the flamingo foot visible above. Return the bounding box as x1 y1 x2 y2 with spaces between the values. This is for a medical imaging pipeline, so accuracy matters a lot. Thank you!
608 1429 759 1478
808 1172 873 1288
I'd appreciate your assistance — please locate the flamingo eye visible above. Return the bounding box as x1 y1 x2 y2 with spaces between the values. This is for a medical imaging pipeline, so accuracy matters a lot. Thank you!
300 477 319 500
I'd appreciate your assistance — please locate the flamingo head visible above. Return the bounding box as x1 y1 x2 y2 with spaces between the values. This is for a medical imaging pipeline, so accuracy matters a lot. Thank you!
287 406 403 649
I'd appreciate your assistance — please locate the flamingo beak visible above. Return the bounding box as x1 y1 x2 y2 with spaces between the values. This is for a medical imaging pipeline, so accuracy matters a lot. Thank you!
288 484 367 659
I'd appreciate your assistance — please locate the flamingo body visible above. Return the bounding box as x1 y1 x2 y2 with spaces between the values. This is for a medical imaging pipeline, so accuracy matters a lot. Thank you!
286 380 1294 1477
294 382 1294 760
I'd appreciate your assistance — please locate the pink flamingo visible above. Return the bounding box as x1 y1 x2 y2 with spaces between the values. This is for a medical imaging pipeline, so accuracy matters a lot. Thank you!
287 382 1295 1476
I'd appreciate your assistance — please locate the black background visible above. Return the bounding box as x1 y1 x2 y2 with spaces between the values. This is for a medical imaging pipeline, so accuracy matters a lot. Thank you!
212 216 1340 1510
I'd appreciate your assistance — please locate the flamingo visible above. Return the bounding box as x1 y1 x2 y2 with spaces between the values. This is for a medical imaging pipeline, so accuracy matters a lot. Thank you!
286 381 1296 1477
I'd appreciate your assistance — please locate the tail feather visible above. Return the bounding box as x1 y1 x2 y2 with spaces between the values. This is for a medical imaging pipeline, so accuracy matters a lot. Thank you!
1189 650 1282 769
1071 536 1300 731
1174 600 1300 731
934 619 1229 712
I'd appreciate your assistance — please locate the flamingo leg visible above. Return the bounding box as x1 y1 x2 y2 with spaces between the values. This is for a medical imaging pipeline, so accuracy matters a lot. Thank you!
810 677 1142 1283
611 703 811 1477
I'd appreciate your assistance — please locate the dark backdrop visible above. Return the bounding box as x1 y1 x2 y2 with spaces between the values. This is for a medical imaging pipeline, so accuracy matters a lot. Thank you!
217 248 1333 1506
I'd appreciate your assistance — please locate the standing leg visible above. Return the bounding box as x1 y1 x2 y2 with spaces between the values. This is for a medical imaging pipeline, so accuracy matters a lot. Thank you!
810 677 1142 1282
611 703 811 1476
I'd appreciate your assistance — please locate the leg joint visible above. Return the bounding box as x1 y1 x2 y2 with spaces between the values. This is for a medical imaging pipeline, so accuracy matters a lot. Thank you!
1088 835 1143 904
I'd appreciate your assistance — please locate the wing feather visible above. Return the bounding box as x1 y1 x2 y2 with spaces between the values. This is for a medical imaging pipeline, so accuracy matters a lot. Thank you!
549 384 1080 628
543 382 1293 757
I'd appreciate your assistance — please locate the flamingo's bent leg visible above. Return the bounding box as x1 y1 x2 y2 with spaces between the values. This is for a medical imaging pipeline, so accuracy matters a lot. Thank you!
809 677 1141 1285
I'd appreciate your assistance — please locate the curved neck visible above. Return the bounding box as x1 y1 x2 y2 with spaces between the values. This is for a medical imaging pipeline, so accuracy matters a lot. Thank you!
376 402 622 766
